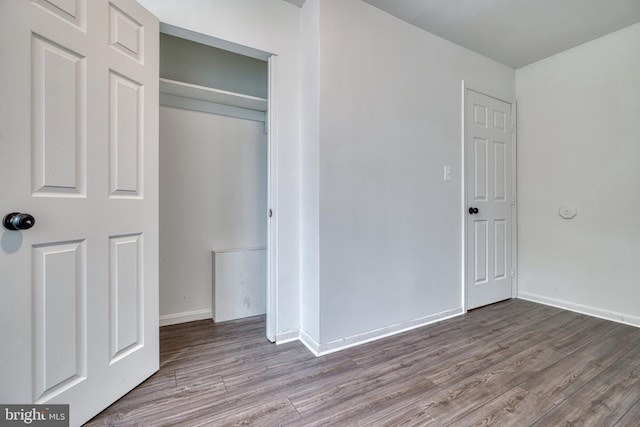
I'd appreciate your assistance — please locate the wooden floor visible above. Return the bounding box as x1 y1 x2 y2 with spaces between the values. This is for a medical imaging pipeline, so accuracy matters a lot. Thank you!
85 299 640 426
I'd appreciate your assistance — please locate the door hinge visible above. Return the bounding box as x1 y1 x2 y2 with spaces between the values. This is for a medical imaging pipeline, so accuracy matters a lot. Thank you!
511 196 516 206
510 268 515 278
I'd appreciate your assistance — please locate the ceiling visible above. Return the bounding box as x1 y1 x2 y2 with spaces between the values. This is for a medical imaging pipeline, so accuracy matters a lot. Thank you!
285 0 640 69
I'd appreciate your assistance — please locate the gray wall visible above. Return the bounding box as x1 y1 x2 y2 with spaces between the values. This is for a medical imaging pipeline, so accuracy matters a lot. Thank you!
160 33 268 98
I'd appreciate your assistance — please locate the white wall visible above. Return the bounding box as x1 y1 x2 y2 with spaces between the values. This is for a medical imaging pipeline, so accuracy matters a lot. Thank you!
138 0 301 339
159 107 266 323
300 0 515 352
299 0 321 343
516 23 640 326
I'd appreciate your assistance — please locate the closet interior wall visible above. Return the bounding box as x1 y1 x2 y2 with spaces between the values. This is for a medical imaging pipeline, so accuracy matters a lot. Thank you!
158 33 269 326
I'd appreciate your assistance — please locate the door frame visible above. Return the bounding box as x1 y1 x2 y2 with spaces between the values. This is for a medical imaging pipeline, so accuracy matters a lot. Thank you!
461 81 518 312
159 23 277 341
265 55 278 342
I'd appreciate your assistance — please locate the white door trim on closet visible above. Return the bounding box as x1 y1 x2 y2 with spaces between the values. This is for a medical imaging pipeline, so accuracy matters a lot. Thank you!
266 55 278 343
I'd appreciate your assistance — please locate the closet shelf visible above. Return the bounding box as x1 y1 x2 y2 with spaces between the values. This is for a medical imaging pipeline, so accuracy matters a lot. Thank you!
159 78 268 112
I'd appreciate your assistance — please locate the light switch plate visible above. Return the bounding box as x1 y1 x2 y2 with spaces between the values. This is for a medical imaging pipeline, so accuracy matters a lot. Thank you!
444 165 452 181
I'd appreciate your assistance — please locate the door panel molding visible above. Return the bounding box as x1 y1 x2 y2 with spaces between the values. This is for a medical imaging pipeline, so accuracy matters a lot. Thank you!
32 240 87 403
31 34 87 197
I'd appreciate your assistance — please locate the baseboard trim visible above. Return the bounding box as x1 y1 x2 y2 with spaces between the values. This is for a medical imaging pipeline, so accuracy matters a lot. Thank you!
159 309 213 327
518 292 640 328
311 307 464 356
276 330 300 345
299 329 320 356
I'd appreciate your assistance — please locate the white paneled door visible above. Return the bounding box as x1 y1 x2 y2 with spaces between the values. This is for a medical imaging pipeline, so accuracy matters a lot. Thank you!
0 1 159 425
465 89 514 310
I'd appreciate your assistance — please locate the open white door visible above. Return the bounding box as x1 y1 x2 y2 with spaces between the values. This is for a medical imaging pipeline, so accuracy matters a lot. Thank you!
0 1 159 425
465 88 514 310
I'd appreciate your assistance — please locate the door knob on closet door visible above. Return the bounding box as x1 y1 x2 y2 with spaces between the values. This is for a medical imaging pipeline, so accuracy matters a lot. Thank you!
468 207 479 215
3 212 36 230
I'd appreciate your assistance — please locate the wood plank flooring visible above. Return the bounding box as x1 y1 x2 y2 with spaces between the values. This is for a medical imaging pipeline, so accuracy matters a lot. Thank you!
85 299 640 426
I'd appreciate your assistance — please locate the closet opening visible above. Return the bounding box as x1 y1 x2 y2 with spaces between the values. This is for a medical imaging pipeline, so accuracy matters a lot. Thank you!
157 24 276 342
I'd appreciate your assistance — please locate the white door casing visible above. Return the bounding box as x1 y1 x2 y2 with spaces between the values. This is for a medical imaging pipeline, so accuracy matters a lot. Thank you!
465 88 514 310
266 54 278 342
0 1 159 425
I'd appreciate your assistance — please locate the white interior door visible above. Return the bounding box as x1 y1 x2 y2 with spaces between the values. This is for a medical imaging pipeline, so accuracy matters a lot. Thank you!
465 88 514 310
0 1 159 425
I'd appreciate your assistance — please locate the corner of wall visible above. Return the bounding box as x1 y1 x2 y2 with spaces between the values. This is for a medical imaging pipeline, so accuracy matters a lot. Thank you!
299 0 321 343
515 23 640 326
518 292 640 329
299 328 320 356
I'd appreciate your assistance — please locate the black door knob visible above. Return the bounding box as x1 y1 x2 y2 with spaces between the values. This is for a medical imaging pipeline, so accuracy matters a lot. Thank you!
468 207 479 215
3 212 36 230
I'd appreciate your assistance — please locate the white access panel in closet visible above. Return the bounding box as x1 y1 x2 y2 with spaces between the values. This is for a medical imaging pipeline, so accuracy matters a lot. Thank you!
212 248 266 322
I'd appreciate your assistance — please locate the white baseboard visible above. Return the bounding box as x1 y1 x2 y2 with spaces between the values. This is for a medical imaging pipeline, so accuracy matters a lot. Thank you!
518 292 640 328
303 307 464 357
299 329 320 356
159 309 213 326
276 330 300 344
